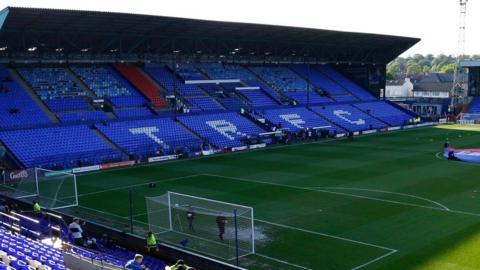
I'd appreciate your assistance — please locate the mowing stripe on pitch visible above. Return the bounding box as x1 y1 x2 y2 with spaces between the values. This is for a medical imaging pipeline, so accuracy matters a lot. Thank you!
75 174 203 198
311 187 449 211
202 173 480 218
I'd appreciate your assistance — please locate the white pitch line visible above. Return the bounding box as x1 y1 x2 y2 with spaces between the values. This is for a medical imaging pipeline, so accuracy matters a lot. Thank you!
254 253 313 270
313 187 449 211
256 218 394 252
202 173 449 212
202 174 480 220
76 174 202 198
352 249 397 270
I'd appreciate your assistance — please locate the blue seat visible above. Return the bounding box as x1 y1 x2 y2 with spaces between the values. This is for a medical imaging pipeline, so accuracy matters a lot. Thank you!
178 112 265 148
145 64 225 111
70 66 146 107
311 104 387 132
18 67 91 113
353 101 412 126
113 107 153 119
316 65 375 101
95 118 201 158
57 110 109 123
0 125 121 169
262 107 343 134
197 63 256 81
0 65 52 128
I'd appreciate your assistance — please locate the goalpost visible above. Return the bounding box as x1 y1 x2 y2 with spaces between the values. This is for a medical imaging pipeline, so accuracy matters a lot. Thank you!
1 168 78 210
146 192 255 261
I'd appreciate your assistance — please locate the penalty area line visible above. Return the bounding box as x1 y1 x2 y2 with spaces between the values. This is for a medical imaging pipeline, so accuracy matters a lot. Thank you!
351 249 397 270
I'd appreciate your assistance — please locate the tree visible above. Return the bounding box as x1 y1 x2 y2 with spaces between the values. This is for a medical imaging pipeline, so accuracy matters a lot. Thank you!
386 72 395 81
422 66 430 75
387 62 401 78
406 63 423 76
440 63 456 74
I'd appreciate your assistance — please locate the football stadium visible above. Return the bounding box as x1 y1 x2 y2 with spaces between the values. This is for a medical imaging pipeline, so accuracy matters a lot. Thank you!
0 4 480 270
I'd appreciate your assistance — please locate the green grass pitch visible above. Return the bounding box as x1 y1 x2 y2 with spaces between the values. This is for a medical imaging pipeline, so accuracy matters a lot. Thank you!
67 124 480 270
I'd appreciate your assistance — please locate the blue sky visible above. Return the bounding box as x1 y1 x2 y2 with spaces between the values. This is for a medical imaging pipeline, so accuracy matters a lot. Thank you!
3 0 479 56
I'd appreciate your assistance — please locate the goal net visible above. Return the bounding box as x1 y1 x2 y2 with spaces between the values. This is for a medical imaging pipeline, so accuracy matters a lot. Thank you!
1 168 78 210
145 192 254 261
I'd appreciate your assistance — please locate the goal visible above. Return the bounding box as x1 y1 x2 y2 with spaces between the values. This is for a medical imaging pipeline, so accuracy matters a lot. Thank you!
145 192 255 261
1 168 78 210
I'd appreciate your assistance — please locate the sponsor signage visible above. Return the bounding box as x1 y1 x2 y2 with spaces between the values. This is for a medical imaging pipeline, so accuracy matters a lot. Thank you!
231 146 248 152
201 150 215 156
362 130 377 135
388 126 401 131
249 143 266 150
9 170 29 181
100 160 135 170
148 155 179 163
72 165 101 174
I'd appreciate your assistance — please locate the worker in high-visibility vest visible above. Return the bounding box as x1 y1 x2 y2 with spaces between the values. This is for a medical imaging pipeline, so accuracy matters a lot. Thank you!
33 200 41 217
146 232 158 254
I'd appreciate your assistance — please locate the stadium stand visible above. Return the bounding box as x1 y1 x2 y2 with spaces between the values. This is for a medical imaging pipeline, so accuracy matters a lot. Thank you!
197 63 256 81
43 97 91 112
249 66 335 105
311 104 387 132
283 91 332 105
0 65 52 128
217 96 247 111
144 64 194 94
0 221 167 270
0 226 66 270
250 66 309 92
70 66 147 107
178 112 265 148
17 67 90 112
353 101 412 126
0 125 121 169
57 110 110 123
466 96 480 115
245 81 285 104
114 64 168 108
95 118 201 159
291 64 349 96
261 107 342 134
316 65 375 101
144 64 224 111
172 63 205 80
237 87 278 108
113 107 154 119
0 7 425 270
185 96 225 111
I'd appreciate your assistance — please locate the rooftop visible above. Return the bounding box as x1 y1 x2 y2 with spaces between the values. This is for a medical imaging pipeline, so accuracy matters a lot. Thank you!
0 7 419 64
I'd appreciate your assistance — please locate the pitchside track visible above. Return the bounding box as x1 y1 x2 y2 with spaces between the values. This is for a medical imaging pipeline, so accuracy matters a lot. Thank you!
63 125 480 270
